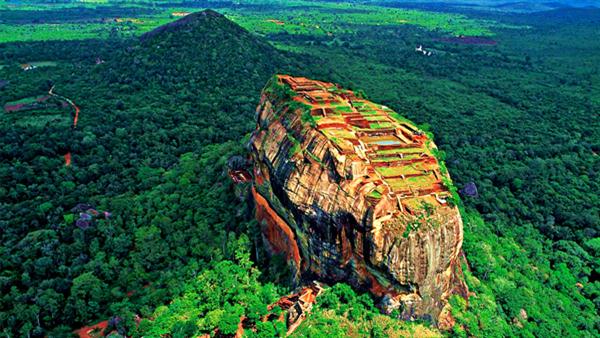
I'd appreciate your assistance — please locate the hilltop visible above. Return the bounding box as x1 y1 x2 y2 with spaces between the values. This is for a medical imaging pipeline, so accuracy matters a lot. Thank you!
90 8 305 156
140 9 226 41
107 9 293 105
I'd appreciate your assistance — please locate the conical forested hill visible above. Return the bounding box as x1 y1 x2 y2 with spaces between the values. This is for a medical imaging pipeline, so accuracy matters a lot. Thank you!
107 9 292 106
89 9 302 161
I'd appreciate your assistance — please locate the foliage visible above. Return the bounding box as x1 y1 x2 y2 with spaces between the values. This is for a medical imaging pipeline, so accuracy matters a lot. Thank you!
300 108 316 128
0 11 304 334
294 284 441 337
0 2 598 337
133 247 282 337
451 211 598 337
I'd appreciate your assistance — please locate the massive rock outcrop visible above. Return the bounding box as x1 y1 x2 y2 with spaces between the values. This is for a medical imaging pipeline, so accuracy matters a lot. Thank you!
249 75 467 325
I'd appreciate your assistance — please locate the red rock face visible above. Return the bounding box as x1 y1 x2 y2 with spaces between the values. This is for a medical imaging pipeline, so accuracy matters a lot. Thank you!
250 75 467 325
252 186 302 272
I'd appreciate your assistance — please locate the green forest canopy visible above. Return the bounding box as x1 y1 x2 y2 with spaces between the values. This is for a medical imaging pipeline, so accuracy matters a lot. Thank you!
0 3 598 337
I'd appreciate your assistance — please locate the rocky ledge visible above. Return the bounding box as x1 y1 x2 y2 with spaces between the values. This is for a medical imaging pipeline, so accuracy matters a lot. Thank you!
249 75 468 327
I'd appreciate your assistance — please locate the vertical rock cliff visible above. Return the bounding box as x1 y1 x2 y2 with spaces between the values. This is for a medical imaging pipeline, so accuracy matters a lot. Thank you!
249 75 467 326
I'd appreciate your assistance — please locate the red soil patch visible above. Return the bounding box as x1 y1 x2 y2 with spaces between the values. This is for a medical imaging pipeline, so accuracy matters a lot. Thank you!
73 320 108 338
64 152 72 166
266 19 285 25
438 36 497 45
252 187 301 268
73 104 80 128
3 103 24 112
3 95 51 113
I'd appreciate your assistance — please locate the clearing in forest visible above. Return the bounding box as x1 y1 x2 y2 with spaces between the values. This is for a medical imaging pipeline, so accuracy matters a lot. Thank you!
3 95 51 112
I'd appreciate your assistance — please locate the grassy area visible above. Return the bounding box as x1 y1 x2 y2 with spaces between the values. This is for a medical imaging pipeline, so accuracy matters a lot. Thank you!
322 128 355 140
0 9 174 43
328 104 353 113
365 116 389 121
227 1 497 37
387 175 436 191
369 121 394 129
375 165 421 177
0 23 113 43
367 189 382 199
377 147 423 155
0 1 503 43
5 95 46 106
407 174 437 186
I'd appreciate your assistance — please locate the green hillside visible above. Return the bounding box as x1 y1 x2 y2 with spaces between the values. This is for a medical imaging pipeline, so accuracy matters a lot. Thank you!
0 10 302 337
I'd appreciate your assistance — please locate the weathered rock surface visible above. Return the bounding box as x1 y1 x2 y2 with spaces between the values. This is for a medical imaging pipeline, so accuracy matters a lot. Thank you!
249 75 468 325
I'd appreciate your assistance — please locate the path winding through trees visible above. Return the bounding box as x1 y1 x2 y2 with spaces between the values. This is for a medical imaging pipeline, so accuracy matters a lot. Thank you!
49 85 80 166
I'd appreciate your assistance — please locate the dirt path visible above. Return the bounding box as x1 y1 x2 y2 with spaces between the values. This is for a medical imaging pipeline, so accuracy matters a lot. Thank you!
49 85 80 128
49 85 80 166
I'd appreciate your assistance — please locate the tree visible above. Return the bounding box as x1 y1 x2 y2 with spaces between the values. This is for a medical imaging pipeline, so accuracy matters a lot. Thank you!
65 272 106 323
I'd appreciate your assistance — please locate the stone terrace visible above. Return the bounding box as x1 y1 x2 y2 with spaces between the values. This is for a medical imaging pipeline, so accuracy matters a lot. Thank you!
279 75 451 215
